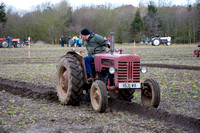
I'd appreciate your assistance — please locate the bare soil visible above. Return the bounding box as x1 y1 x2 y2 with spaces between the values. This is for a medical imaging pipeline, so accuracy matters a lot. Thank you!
0 44 199 132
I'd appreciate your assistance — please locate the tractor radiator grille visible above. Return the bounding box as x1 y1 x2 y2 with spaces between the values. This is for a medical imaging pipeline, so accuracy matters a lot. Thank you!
118 61 140 83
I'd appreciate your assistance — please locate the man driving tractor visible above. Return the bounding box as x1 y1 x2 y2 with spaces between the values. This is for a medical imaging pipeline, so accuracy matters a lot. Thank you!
81 28 110 82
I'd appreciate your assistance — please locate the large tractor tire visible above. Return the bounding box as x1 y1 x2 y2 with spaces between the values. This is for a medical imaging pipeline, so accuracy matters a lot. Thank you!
108 89 135 102
194 50 199 57
152 39 160 46
141 79 160 108
1 40 8 48
90 80 108 113
56 54 84 105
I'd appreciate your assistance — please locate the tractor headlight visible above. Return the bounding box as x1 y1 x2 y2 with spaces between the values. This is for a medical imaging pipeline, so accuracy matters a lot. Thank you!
141 67 147 73
109 67 115 74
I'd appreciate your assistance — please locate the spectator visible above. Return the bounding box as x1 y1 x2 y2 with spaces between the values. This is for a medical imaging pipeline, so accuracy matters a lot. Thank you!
107 37 110 42
67 36 72 47
7 36 12 48
23 38 27 42
23 38 27 46
155 34 159 38
81 28 109 81
60 35 64 47
72 35 78 47
107 37 110 45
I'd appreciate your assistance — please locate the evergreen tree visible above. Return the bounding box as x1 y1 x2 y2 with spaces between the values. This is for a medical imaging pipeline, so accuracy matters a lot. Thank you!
0 2 6 36
131 10 143 42
131 10 143 34
143 1 163 37
148 1 157 17
0 2 7 23
196 3 200 42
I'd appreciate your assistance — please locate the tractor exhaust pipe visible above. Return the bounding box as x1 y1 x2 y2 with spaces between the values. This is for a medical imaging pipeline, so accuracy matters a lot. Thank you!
110 32 114 55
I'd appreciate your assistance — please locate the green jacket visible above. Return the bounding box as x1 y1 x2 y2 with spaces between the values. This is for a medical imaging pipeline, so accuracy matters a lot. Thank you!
85 33 108 58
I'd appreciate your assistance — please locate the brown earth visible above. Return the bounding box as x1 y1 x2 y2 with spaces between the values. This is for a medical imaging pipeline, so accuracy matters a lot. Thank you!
0 44 200 132
0 77 199 132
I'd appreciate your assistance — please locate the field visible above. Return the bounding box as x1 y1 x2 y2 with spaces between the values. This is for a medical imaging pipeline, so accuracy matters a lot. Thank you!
0 43 200 132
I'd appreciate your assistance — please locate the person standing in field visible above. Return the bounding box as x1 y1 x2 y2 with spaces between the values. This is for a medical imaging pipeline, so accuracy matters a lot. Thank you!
72 35 78 47
67 36 72 47
60 35 64 47
107 37 110 45
7 36 12 48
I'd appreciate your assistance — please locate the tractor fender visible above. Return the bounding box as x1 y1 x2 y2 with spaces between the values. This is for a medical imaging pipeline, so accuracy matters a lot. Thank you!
66 51 88 83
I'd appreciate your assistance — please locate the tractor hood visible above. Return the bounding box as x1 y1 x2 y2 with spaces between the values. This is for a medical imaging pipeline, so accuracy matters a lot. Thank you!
94 52 140 72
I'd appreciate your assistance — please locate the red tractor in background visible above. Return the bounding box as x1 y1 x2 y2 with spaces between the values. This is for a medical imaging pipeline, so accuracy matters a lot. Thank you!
194 42 200 57
0 38 21 48
56 32 161 112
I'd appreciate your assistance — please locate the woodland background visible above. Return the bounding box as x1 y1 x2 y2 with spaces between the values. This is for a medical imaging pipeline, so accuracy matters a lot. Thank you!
0 0 200 44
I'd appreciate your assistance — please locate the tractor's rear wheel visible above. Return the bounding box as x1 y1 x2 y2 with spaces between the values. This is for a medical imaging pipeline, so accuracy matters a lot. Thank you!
152 39 160 46
1 40 8 48
90 80 108 112
141 79 160 108
56 54 84 105
108 89 135 102
194 50 199 57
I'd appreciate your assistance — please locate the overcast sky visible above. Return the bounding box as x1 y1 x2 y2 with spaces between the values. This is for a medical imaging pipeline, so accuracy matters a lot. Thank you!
1 0 197 11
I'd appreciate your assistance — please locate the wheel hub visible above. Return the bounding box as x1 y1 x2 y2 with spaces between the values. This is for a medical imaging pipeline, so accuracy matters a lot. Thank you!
61 70 68 95
154 40 159 45
2 42 8 47
144 89 152 98
93 88 100 105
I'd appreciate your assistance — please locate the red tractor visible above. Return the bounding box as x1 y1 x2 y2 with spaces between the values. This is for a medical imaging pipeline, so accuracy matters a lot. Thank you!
0 38 21 48
194 42 200 57
56 32 160 112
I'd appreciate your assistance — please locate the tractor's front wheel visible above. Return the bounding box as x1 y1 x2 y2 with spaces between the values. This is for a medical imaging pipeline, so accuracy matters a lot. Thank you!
166 42 171 46
194 50 199 57
90 80 108 113
141 79 160 108
56 54 84 105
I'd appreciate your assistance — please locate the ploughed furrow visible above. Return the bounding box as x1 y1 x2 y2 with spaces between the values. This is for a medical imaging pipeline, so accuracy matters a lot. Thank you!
142 63 200 71
0 77 199 132
0 77 57 102
108 98 200 133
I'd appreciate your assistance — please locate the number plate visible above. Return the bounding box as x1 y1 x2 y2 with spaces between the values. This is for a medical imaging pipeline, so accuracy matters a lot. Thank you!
118 83 141 88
